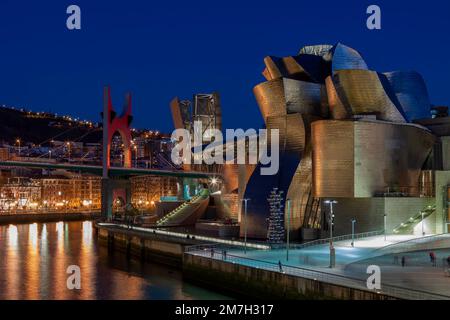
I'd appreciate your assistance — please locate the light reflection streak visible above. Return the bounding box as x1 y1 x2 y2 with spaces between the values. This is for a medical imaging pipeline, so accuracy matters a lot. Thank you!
29 223 38 248
5 225 19 299
41 224 48 242
7 224 18 247
54 221 67 299
82 221 93 245
80 221 94 298
26 223 39 299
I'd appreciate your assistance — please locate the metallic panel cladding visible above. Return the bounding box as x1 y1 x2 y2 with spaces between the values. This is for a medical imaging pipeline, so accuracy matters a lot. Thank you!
326 43 369 73
312 120 355 198
242 113 319 239
262 54 328 83
253 78 322 120
330 70 406 122
312 120 435 198
242 152 301 239
382 71 431 121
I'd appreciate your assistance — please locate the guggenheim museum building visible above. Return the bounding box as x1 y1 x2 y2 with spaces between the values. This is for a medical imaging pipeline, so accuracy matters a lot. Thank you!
171 43 450 242
239 43 450 240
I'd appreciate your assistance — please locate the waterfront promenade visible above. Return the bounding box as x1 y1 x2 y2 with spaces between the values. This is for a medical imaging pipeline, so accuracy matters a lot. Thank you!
97 222 450 299
185 234 450 299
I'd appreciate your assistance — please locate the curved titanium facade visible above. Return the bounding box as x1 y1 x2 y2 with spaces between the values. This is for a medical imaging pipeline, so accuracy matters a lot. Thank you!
242 153 301 238
326 43 368 73
324 76 351 119
262 56 312 82
242 111 320 238
254 78 323 119
330 70 406 122
262 55 327 83
382 71 431 121
312 120 435 198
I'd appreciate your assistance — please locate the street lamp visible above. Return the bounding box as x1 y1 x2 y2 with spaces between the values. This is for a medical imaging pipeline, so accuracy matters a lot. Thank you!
209 177 220 193
324 200 338 268
384 213 387 241
133 145 138 167
16 138 21 157
351 218 356 247
421 210 425 236
66 142 71 161
286 198 291 261
49 150 52 160
242 198 250 254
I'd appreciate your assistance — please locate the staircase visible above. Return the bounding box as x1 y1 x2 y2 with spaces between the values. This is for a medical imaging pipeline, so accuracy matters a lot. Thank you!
392 205 436 234
155 189 210 227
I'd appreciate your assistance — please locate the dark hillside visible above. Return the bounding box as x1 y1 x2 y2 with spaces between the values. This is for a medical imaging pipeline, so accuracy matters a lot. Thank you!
0 107 102 145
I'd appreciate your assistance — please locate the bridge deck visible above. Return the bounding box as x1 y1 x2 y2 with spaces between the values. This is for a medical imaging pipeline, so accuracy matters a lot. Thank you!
0 160 215 178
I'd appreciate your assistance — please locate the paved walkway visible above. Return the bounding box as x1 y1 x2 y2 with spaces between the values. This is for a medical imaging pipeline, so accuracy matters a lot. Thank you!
226 235 420 268
189 234 450 299
342 249 450 297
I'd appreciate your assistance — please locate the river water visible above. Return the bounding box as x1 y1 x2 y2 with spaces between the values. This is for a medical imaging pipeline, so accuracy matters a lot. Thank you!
0 221 229 300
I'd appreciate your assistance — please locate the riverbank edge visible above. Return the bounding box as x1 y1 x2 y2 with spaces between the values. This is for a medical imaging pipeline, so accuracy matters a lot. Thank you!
0 212 101 225
96 224 397 300
96 223 201 268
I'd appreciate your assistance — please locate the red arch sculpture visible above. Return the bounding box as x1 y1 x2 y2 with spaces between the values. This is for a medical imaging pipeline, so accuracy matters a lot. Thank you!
102 86 133 177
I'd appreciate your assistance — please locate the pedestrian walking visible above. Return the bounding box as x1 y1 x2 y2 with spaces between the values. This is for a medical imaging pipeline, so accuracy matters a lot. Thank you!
223 250 227 260
429 251 436 267
447 256 450 268
278 260 283 272
401 256 406 267
210 248 214 258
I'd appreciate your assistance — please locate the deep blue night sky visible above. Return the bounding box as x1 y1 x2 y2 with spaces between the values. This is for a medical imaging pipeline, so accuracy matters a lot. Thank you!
0 0 449 132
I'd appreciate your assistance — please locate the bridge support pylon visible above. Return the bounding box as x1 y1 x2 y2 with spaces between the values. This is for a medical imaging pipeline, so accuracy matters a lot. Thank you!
101 86 133 219
101 178 113 219
101 178 132 220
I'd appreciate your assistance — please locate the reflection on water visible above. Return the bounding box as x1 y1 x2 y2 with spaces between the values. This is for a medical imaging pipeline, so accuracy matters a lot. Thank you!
0 221 229 300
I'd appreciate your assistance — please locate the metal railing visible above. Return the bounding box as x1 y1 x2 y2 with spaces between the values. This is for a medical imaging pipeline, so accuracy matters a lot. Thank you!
385 256 450 269
185 245 450 300
280 230 385 250
97 222 271 250
392 205 436 234
369 233 450 258
375 186 420 197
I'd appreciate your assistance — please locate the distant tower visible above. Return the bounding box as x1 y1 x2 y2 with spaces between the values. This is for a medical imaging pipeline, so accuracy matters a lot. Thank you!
192 93 222 143
102 86 133 178
170 92 222 143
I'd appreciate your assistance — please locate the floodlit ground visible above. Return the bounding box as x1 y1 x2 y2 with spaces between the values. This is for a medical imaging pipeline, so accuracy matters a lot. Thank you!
226 235 422 268
192 234 450 298
337 235 420 249
343 249 450 297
